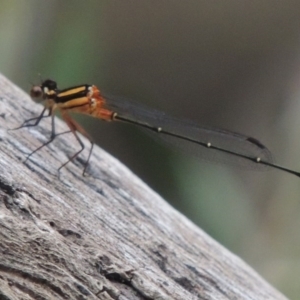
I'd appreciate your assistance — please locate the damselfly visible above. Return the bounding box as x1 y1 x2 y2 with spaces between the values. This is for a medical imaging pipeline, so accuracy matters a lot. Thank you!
15 79 300 178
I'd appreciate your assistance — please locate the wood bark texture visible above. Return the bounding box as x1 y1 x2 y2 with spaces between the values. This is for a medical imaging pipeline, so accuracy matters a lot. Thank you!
0 74 287 300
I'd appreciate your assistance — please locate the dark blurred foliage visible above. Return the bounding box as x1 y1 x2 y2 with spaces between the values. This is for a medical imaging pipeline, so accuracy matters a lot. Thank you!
1 1 300 297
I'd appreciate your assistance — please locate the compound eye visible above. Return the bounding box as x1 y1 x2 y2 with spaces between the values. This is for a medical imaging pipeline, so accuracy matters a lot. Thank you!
30 85 43 99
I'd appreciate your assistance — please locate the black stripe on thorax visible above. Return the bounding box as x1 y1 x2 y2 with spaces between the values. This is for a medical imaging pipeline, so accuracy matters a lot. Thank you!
55 85 91 103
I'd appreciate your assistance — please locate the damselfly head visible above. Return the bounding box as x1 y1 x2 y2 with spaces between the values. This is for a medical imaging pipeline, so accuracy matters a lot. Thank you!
30 79 58 100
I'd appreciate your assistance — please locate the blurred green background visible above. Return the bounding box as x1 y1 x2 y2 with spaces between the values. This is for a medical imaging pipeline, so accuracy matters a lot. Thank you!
1 1 300 298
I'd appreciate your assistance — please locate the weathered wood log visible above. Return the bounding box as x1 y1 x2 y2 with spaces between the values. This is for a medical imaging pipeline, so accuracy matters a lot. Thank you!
0 73 287 299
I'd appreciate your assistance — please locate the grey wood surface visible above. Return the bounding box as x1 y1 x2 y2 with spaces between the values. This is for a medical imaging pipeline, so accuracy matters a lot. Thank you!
0 73 287 299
